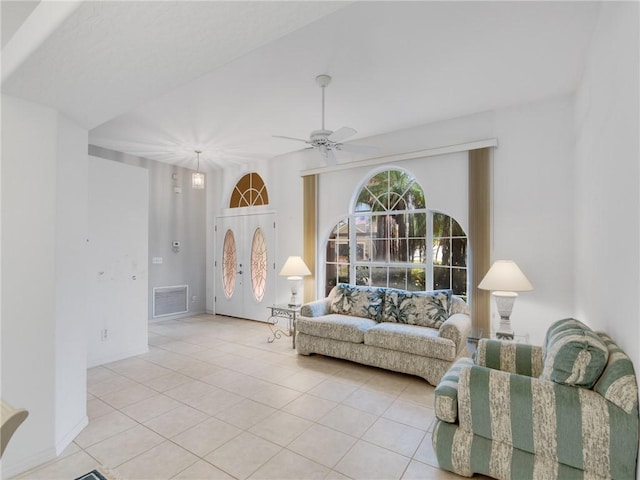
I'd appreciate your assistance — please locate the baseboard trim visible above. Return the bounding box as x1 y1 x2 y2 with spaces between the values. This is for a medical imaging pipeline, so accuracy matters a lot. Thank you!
2 414 90 478
148 310 207 324
56 415 88 455
87 346 149 369
1 444 57 479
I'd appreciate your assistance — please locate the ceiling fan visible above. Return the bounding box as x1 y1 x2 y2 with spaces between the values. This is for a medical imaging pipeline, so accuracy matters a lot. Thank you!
274 74 375 165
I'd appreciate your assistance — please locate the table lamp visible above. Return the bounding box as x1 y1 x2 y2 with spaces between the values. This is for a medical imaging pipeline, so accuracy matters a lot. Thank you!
279 256 311 307
478 260 533 339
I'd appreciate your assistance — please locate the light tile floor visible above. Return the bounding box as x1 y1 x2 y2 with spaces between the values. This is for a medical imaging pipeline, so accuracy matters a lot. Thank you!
14 314 486 480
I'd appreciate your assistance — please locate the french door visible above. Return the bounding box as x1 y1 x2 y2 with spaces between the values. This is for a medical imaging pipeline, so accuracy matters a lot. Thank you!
215 213 276 322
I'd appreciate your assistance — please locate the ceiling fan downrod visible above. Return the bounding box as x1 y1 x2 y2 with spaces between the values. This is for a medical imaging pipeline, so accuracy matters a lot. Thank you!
316 74 331 132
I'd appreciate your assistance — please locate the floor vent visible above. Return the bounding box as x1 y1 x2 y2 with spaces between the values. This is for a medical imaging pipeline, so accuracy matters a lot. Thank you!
153 285 188 318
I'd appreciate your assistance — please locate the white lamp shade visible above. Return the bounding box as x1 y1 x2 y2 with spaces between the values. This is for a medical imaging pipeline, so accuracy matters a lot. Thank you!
279 256 311 277
478 260 533 292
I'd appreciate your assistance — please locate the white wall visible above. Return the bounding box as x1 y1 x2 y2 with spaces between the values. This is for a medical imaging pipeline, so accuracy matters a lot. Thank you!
147 159 206 321
1 94 57 475
492 97 575 344
54 114 89 453
574 2 639 370
1 94 88 477
87 156 149 367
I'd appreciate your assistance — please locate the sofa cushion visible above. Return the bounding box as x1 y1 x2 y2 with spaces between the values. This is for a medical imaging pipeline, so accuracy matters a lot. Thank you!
364 322 456 361
381 289 452 328
541 318 609 388
296 314 377 344
330 284 385 321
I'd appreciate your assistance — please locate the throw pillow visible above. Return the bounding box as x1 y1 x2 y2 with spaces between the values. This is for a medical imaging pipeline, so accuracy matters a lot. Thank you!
541 318 609 388
381 289 452 328
330 284 384 321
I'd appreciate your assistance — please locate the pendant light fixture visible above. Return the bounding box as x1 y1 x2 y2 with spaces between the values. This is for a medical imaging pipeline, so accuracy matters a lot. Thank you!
192 150 205 189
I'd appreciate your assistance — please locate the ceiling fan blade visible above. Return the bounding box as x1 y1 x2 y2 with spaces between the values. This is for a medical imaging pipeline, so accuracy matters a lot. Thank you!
273 135 309 144
328 126 357 143
336 143 378 154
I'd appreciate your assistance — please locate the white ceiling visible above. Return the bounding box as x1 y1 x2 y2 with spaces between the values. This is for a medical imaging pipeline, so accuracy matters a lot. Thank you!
2 1 600 171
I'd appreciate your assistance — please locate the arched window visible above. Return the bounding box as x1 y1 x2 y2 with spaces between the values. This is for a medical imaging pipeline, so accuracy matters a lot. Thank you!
229 172 269 208
324 169 468 300
432 212 468 299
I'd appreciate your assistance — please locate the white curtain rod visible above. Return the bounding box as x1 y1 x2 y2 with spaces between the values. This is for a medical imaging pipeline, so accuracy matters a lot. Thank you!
301 138 498 176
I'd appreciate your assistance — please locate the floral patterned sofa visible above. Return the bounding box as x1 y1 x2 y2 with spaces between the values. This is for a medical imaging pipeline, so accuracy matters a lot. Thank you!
433 318 639 479
296 283 471 386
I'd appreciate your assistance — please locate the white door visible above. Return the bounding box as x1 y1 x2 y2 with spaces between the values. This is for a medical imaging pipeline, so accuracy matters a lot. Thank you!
215 213 275 322
87 156 149 367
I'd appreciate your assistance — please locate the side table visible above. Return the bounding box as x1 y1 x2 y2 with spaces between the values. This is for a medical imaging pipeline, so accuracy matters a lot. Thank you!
267 305 300 348
468 327 530 355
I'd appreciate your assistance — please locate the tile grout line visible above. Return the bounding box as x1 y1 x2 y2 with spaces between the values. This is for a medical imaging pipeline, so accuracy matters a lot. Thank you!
21 315 450 480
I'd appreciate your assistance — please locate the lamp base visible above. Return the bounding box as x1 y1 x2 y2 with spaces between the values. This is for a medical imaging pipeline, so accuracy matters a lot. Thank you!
495 329 515 340
288 276 302 308
492 292 517 339
496 314 515 339
288 294 302 308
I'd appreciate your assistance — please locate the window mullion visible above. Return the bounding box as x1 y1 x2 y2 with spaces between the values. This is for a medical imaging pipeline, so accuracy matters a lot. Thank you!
349 215 357 284
427 211 434 290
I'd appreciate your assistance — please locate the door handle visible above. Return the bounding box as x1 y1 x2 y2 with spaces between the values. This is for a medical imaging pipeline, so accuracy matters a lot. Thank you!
237 271 243 274
132 275 137 280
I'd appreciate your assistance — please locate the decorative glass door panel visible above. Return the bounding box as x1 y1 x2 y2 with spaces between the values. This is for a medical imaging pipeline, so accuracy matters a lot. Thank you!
251 227 267 302
222 229 237 298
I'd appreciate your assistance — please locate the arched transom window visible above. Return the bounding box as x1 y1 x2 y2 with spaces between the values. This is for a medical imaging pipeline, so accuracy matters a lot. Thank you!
325 169 468 300
230 172 269 208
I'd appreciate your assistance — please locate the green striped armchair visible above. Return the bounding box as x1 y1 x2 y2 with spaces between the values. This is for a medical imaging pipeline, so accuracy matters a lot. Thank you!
433 320 638 480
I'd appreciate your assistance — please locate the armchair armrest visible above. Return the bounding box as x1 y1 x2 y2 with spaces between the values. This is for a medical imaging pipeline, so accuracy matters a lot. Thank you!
300 298 332 317
476 338 544 377
434 357 475 423
457 365 638 480
438 313 471 354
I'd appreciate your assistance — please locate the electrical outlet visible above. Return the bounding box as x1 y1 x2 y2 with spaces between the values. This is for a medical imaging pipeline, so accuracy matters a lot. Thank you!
191 295 196 302
101 329 108 341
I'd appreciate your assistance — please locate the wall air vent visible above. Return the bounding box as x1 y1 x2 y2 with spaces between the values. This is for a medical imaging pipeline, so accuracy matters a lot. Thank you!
153 285 188 318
